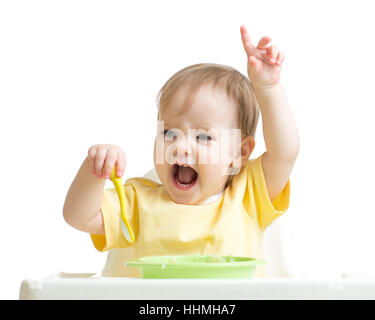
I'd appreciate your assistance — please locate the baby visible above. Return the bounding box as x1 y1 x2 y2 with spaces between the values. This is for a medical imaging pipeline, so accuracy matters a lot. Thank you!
63 26 299 277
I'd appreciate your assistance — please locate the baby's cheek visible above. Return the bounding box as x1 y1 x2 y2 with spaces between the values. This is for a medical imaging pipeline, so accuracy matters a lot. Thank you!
220 143 239 168
199 164 228 185
153 137 166 165
196 144 222 166
197 145 232 177
154 163 165 183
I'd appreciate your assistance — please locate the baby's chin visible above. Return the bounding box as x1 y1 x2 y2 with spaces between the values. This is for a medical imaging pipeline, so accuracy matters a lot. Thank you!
165 183 206 205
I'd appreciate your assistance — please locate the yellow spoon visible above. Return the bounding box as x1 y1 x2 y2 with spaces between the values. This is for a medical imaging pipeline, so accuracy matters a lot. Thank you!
110 166 135 243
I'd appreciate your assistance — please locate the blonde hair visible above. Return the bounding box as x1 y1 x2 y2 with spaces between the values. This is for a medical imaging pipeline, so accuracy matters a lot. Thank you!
156 63 260 138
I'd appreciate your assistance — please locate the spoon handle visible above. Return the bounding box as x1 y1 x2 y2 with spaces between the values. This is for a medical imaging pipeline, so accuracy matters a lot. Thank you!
110 166 135 243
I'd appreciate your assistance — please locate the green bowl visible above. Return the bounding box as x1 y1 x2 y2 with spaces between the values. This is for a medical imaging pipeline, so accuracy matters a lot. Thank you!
125 254 266 279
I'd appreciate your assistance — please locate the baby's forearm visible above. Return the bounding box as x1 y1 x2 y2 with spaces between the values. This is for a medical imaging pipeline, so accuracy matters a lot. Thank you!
254 83 299 160
63 156 105 233
253 83 299 161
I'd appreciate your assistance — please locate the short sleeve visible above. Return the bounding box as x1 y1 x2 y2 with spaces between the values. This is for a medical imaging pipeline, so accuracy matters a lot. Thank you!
90 183 138 251
246 154 290 230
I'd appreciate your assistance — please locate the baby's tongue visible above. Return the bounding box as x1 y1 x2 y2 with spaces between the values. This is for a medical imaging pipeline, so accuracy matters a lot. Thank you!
177 166 195 184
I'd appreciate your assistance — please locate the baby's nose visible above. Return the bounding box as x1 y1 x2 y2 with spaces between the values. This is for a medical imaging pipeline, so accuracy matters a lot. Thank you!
172 136 191 155
173 145 190 157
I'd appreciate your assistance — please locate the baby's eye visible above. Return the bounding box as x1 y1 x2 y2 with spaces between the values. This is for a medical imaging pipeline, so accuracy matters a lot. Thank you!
196 133 212 143
164 129 177 141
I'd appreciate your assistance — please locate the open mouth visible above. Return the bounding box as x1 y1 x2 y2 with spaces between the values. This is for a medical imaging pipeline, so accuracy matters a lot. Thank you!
171 163 198 190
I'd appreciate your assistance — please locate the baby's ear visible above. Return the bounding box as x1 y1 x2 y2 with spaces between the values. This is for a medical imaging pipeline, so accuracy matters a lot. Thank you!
229 136 255 175
240 136 255 166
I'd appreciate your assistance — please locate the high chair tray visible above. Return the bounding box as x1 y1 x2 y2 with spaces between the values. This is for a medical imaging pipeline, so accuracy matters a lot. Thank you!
20 272 375 300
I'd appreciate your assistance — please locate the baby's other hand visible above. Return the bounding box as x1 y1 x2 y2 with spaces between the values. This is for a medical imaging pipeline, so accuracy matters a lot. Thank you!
240 25 285 88
87 144 126 179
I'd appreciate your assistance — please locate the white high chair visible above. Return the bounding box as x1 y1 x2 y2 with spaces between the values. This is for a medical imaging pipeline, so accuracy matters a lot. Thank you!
19 169 375 299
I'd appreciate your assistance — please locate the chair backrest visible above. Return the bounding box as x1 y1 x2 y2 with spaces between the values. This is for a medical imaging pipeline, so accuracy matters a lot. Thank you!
101 169 290 277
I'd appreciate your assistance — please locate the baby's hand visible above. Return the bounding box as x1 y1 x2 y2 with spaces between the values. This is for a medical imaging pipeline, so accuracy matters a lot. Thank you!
87 144 126 179
240 25 285 88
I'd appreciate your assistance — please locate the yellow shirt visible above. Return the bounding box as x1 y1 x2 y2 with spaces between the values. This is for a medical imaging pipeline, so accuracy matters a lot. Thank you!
91 155 290 277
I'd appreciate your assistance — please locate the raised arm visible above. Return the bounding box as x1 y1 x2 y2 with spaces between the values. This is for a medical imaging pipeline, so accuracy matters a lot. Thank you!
240 25 299 201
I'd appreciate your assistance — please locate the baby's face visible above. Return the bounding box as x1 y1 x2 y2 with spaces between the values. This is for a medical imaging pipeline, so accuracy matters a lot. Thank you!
153 84 243 205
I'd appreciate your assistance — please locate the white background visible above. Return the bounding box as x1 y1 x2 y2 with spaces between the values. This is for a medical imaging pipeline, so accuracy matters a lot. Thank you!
1 0 375 299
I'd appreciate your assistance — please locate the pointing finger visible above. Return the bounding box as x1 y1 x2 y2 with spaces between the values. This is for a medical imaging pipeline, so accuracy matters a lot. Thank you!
240 25 255 55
